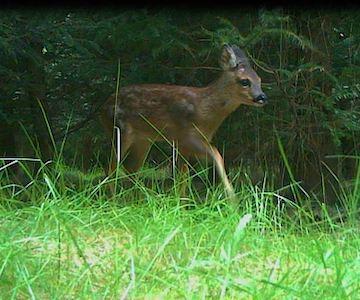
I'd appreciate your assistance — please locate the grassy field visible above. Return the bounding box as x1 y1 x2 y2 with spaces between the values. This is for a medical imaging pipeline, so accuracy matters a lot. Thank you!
0 163 359 299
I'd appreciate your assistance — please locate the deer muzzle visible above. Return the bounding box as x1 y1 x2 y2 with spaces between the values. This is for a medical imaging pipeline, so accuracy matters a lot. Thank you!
253 93 268 105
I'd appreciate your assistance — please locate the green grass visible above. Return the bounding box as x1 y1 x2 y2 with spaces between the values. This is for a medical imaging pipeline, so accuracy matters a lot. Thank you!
0 163 359 299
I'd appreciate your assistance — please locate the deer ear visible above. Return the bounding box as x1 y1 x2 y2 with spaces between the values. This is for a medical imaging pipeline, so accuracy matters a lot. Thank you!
219 44 237 70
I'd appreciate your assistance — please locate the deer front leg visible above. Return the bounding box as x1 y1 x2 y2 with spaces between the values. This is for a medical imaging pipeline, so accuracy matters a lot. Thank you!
208 146 235 199
181 136 236 205
177 157 190 199
169 142 190 199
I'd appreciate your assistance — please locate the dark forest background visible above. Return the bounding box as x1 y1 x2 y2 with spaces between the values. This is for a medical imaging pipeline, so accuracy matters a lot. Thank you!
1 8 359 202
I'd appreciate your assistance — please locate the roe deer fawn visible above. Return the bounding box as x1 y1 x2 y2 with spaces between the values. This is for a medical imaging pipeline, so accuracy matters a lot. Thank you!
100 44 268 201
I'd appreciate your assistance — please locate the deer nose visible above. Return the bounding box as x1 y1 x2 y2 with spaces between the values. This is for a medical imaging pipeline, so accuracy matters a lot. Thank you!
254 93 268 104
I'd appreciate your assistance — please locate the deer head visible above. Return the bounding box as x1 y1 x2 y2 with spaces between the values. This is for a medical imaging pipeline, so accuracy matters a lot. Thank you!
219 44 268 107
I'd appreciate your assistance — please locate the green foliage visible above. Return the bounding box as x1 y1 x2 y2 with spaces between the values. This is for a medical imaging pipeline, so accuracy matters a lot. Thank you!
1 8 360 190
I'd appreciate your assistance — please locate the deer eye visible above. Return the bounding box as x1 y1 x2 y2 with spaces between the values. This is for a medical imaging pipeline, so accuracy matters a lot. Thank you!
239 79 251 87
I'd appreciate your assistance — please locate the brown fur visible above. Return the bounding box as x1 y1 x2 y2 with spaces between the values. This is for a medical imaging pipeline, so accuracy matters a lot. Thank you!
100 44 267 201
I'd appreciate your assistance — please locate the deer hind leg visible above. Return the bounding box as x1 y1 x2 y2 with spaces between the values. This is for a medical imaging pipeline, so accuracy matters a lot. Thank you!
104 125 134 196
108 134 151 195
108 125 134 176
116 138 151 193
123 138 151 174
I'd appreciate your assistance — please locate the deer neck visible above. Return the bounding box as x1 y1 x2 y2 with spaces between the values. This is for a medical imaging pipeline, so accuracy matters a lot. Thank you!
196 74 242 139
205 74 241 113
202 74 241 118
